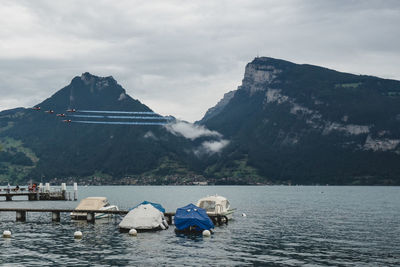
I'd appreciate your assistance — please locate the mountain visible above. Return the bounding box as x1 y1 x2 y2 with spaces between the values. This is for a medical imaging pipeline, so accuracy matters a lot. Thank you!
2 59 400 185
200 57 400 185
0 73 208 185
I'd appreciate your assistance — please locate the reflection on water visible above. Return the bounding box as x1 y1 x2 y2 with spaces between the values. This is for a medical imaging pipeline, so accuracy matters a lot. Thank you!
0 186 400 266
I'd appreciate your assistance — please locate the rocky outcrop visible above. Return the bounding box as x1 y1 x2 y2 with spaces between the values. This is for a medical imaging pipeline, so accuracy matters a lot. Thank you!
199 90 236 123
363 135 400 151
241 62 282 94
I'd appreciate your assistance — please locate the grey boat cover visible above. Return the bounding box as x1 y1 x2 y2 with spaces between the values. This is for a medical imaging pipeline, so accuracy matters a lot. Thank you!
119 204 167 230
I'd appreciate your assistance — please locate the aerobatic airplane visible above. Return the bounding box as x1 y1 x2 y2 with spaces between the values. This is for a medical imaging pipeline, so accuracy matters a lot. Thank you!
62 119 72 123
67 109 76 112
32 107 41 111
45 110 54 114
56 113 66 117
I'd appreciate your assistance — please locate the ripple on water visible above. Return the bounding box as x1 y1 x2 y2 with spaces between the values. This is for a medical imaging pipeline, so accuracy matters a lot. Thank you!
0 186 400 266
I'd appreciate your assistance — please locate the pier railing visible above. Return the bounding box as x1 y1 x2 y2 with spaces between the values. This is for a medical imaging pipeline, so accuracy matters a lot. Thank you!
0 182 78 201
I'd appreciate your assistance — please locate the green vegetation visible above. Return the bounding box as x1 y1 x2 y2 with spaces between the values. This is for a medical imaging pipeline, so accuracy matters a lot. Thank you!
0 122 14 134
205 156 263 184
1 62 400 185
386 91 400 97
335 82 362 88
0 137 38 183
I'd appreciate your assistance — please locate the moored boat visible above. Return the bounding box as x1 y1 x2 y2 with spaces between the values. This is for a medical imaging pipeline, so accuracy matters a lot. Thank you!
196 195 235 220
70 197 119 220
174 203 214 234
119 201 168 232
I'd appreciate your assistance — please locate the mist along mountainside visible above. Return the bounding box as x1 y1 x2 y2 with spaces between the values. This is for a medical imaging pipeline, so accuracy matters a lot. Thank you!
1 58 400 186
200 57 400 185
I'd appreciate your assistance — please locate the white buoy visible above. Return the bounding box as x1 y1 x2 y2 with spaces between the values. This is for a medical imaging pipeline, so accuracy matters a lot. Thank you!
3 230 11 238
242 213 247 217
74 231 83 239
129 229 137 236
202 230 211 237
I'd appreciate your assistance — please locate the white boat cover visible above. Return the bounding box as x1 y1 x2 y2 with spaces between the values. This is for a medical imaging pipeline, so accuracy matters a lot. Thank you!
119 204 166 230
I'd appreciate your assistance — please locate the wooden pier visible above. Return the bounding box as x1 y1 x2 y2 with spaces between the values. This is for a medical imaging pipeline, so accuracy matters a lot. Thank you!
0 208 228 225
0 182 78 201
0 191 68 201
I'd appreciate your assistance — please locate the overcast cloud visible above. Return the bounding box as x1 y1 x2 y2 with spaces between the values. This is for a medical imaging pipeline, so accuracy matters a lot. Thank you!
1 0 399 121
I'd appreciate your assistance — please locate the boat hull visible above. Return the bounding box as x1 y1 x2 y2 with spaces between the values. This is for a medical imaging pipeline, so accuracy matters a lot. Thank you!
70 205 119 220
206 209 235 220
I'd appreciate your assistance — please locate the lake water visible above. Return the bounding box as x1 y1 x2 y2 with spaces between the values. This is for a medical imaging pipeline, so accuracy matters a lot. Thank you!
0 186 399 266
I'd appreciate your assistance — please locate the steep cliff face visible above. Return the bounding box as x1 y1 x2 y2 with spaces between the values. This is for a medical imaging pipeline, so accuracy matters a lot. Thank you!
201 57 400 184
200 90 236 123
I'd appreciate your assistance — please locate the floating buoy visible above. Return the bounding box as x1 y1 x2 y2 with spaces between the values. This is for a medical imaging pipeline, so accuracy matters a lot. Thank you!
242 213 247 217
129 229 137 236
74 231 82 239
202 230 211 237
3 230 11 238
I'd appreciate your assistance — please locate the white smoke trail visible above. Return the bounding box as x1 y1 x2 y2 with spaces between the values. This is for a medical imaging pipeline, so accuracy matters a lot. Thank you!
73 120 167 125
71 115 168 120
70 115 105 118
78 110 156 115
106 115 168 120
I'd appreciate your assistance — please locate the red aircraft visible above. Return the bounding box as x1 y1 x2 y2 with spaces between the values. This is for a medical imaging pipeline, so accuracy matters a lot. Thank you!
56 113 66 117
32 107 41 111
67 109 76 112
45 110 54 114
62 119 72 123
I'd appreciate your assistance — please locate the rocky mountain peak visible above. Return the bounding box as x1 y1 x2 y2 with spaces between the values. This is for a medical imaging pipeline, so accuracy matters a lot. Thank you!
240 57 294 94
79 72 117 91
35 72 149 112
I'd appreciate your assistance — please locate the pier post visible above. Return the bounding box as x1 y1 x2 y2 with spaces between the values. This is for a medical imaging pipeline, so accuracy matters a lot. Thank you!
52 211 61 222
73 182 78 201
45 183 50 192
165 214 172 224
6 195 12 201
28 194 36 201
16 211 26 222
87 212 95 223
223 215 228 225
61 183 67 200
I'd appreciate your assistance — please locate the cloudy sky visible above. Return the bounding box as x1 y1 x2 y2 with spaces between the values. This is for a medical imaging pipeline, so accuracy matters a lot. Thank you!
1 0 399 122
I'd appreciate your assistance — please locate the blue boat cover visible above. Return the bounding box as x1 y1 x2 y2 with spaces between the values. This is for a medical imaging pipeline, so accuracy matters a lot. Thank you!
129 201 165 213
175 203 214 231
